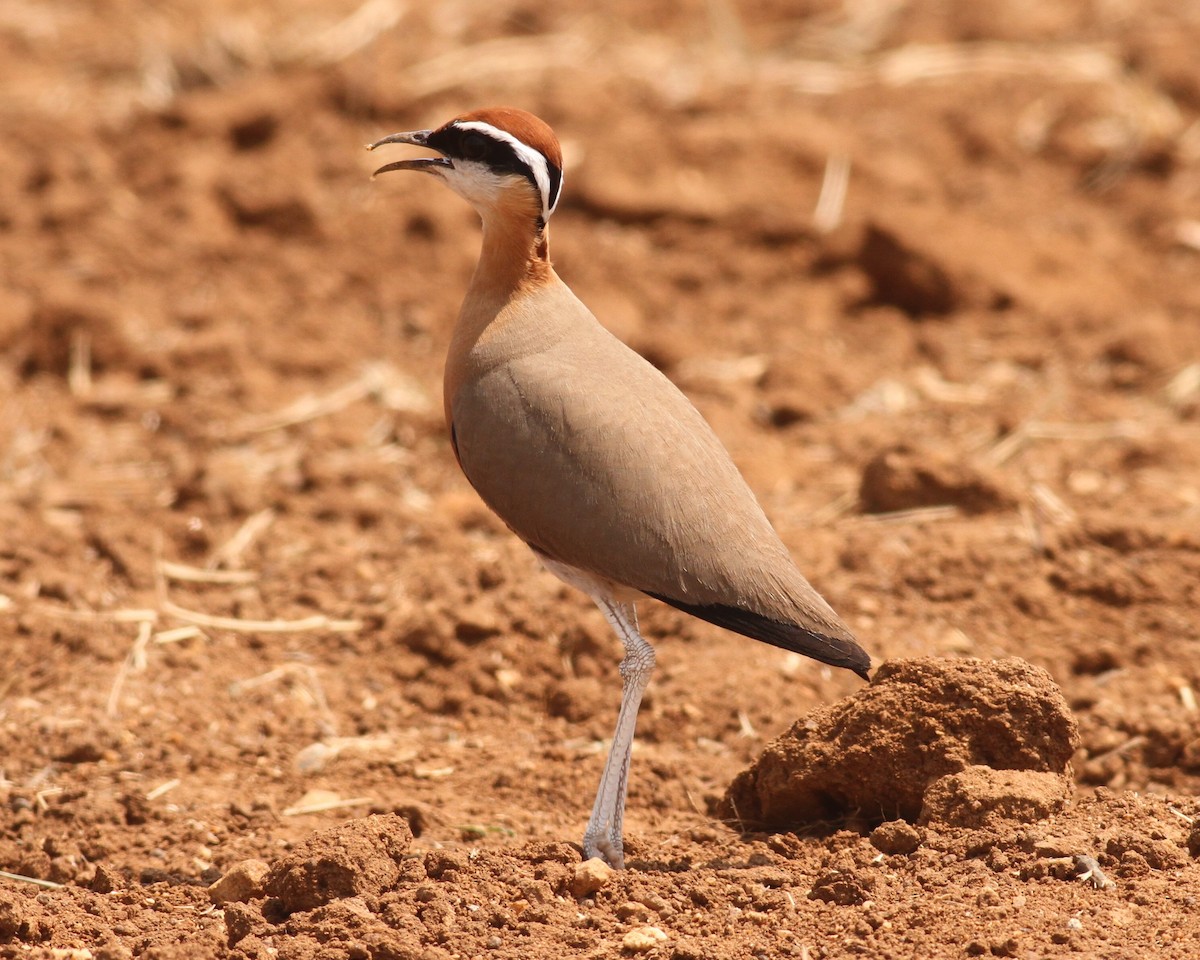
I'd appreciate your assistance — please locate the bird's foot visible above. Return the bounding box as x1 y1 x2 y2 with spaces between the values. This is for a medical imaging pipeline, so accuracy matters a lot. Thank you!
582 834 625 870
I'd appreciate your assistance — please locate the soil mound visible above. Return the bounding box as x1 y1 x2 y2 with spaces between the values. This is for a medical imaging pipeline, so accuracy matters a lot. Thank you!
719 657 1078 829
262 814 413 915
859 444 1015 515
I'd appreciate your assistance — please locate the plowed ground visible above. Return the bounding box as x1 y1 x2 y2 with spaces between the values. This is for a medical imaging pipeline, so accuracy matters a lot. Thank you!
2 1 1200 957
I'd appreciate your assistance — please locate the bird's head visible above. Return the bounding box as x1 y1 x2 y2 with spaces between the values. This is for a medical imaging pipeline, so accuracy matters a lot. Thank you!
368 107 563 231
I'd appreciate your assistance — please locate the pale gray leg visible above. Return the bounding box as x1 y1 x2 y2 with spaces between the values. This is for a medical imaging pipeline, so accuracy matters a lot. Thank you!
535 556 657 870
581 598 655 869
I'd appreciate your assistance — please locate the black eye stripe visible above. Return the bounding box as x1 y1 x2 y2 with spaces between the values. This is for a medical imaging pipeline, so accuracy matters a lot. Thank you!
427 122 563 219
545 164 562 212
428 126 523 171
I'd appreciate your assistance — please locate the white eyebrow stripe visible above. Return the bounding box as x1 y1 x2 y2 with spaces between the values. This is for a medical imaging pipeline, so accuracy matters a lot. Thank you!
453 120 562 222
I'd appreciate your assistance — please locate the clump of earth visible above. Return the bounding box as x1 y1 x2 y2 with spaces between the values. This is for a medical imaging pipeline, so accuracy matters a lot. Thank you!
720 657 1079 829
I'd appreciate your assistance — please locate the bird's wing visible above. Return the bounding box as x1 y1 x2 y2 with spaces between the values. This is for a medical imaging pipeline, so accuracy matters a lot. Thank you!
447 286 868 676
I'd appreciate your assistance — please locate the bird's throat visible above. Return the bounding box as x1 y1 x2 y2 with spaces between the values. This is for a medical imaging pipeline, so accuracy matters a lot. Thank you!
473 212 553 299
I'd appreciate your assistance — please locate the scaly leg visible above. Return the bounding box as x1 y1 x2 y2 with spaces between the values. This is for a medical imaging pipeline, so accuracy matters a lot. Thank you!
581 598 655 869
535 556 657 869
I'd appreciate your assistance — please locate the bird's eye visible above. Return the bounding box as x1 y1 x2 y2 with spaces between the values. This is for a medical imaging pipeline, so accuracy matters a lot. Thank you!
461 133 488 161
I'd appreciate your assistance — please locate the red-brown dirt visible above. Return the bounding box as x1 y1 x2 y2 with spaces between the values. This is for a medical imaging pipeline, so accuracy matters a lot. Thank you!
3 1 1200 957
719 657 1081 829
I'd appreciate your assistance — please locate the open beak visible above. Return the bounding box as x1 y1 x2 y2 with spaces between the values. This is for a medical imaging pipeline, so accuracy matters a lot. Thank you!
366 130 452 178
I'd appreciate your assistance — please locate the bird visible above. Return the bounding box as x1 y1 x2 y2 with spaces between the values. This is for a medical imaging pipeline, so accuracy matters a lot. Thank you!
367 107 870 869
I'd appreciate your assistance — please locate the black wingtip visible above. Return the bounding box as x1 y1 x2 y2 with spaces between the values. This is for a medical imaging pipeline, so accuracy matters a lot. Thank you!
647 593 871 680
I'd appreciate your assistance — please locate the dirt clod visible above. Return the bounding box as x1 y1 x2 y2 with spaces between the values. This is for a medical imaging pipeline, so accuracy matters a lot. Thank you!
857 222 962 316
919 767 1072 828
809 866 876 905
570 857 615 898
720 657 1078 829
859 445 1015 515
1104 833 1189 873
1188 825 1200 858
870 820 923 856
0 894 22 940
208 859 271 905
221 902 264 947
262 815 412 914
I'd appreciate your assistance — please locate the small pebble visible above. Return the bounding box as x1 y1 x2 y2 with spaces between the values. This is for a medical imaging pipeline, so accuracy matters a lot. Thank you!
616 901 653 922
571 858 614 898
622 926 668 952
207 859 270 905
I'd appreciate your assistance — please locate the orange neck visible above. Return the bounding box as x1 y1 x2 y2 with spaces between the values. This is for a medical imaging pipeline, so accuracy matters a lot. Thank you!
475 189 554 290
444 201 554 423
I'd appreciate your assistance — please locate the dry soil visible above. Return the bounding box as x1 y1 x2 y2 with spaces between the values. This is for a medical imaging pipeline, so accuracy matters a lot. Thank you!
2 1 1200 958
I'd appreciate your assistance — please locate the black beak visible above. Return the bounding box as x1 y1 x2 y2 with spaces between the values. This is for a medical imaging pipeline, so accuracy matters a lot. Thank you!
366 130 452 178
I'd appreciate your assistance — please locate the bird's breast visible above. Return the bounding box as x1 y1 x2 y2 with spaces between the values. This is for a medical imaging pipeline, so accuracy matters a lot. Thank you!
445 310 792 606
